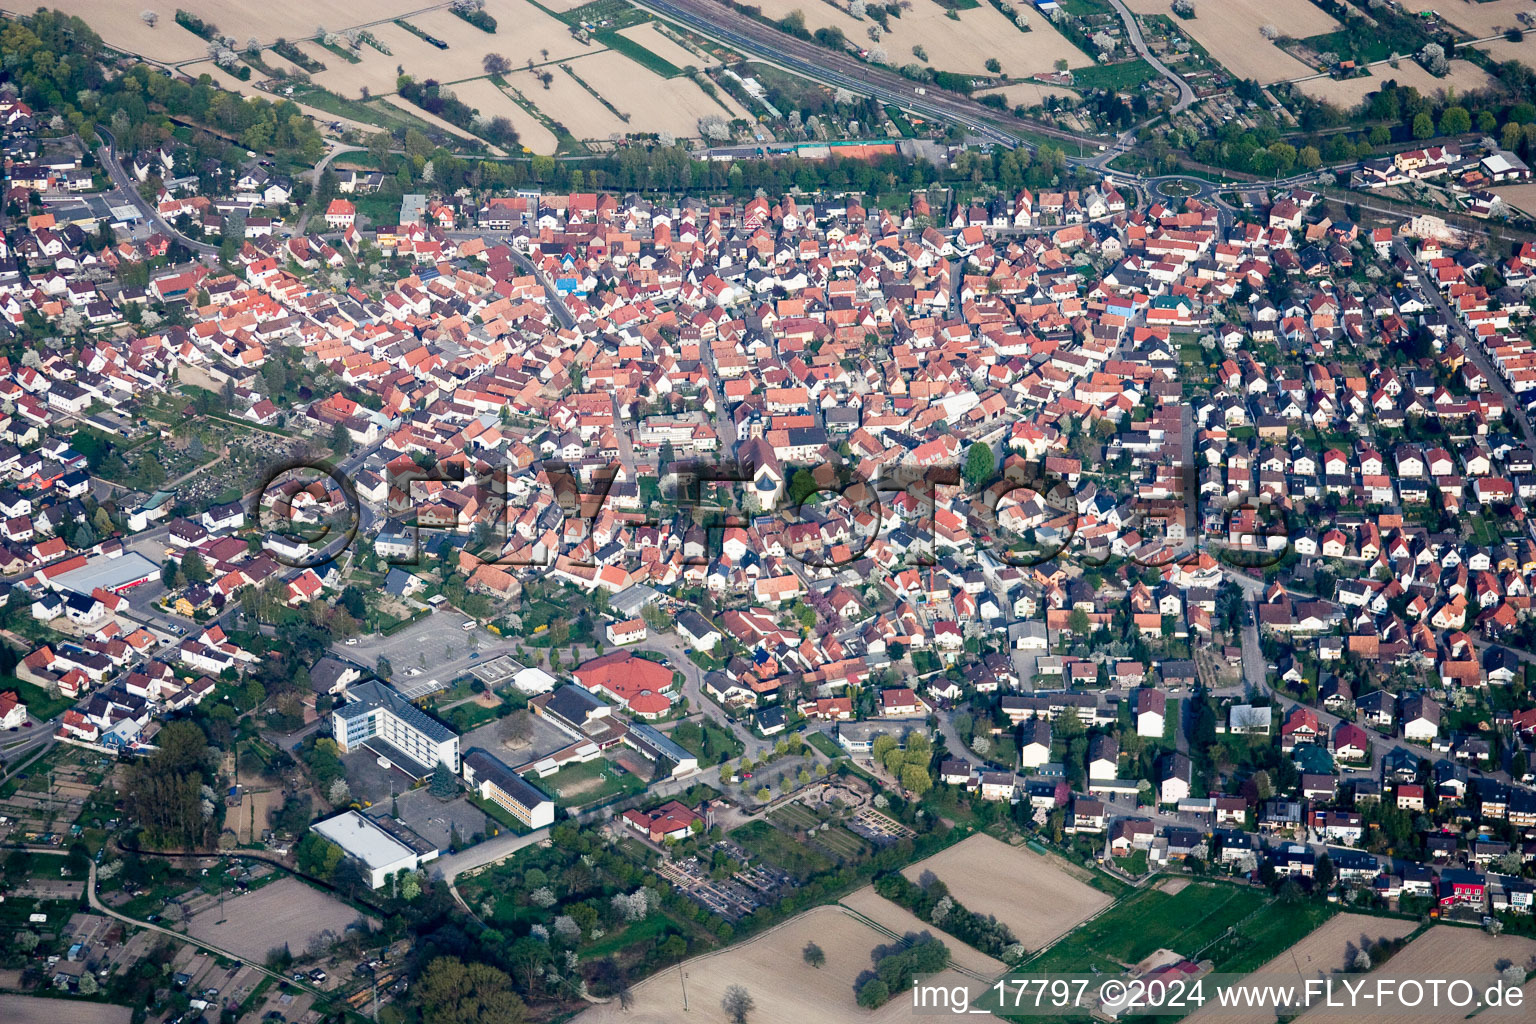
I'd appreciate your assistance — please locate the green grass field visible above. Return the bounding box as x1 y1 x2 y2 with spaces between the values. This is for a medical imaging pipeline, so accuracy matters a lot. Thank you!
1022 882 1268 975
805 731 843 759
4 677 72 722
1070 59 1158 92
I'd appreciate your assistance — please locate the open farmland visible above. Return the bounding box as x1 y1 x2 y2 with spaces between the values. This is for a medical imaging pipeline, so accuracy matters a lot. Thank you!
1494 182 1536 217
185 876 369 961
573 902 996 1024
49 0 428 60
0 997 132 1024
746 0 1094 78
1477 35 1536 70
45 3 210 61
1402 0 1535 38
444 77 561 154
556 52 752 137
1293 58 1496 107
505 63 628 141
1184 913 1419 1023
1128 0 1339 83
618 22 717 69
840 883 1008 977
1296 926 1536 1023
899 833 1110 951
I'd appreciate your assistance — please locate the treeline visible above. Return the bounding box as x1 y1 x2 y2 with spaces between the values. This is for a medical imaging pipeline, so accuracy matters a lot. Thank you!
396 76 520 150
173 9 219 42
857 936 950 1008
0 10 325 166
450 2 498 33
381 136 1087 202
873 872 1019 960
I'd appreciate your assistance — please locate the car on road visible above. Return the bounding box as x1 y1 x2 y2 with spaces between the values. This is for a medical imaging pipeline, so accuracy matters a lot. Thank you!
469 653 479 660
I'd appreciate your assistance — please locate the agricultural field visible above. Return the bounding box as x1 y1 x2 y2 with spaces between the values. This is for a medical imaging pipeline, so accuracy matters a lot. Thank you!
748 0 1094 78
1494 182 1536 217
840 883 1007 978
1478 34 1536 70
1293 58 1496 107
575 902 987 1024
184 876 368 961
1402 0 1535 39
617 22 716 69
1127 0 1339 83
1296 925 1536 1023
0 997 132 1024
1184 912 1419 1024
899 833 1110 951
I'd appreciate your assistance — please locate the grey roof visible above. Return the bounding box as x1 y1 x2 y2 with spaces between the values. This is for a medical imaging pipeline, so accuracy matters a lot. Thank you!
335 679 455 744
463 748 552 810
625 721 695 765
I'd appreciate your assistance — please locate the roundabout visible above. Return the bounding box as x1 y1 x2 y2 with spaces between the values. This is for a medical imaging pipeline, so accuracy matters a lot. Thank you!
1156 177 1204 199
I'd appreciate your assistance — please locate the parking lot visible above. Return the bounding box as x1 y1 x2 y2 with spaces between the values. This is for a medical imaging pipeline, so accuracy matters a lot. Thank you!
373 789 491 850
345 613 519 692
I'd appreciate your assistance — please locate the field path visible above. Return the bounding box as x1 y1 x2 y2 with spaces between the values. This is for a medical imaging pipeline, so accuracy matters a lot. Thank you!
1106 0 1195 113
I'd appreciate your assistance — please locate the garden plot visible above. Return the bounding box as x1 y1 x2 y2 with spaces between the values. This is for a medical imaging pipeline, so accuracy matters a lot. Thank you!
899 833 1110 951
1184 912 1418 1023
1128 0 1339 83
746 0 1093 77
1293 59 1496 107
1296 925 1536 1023
441 77 560 154
185 876 370 961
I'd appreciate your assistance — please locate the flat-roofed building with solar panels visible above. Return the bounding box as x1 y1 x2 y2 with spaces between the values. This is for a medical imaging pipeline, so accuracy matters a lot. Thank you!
461 748 556 829
331 679 459 776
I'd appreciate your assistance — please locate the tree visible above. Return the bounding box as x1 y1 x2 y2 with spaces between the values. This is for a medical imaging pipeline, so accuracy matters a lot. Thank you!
722 984 755 1024
483 52 511 75
1314 853 1335 893
803 941 826 969
415 958 528 1024
1411 112 1434 139
430 762 458 798
901 763 932 795
181 549 210 583
984 57 1001 74
1439 106 1471 136
963 441 994 489
141 10 158 28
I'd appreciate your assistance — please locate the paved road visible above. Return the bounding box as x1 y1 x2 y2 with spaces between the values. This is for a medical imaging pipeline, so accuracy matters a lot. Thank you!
95 126 219 258
1105 0 1195 113
1394 238 1536 452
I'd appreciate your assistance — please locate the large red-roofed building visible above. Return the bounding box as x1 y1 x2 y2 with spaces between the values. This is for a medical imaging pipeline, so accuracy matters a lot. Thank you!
573 651 675 718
